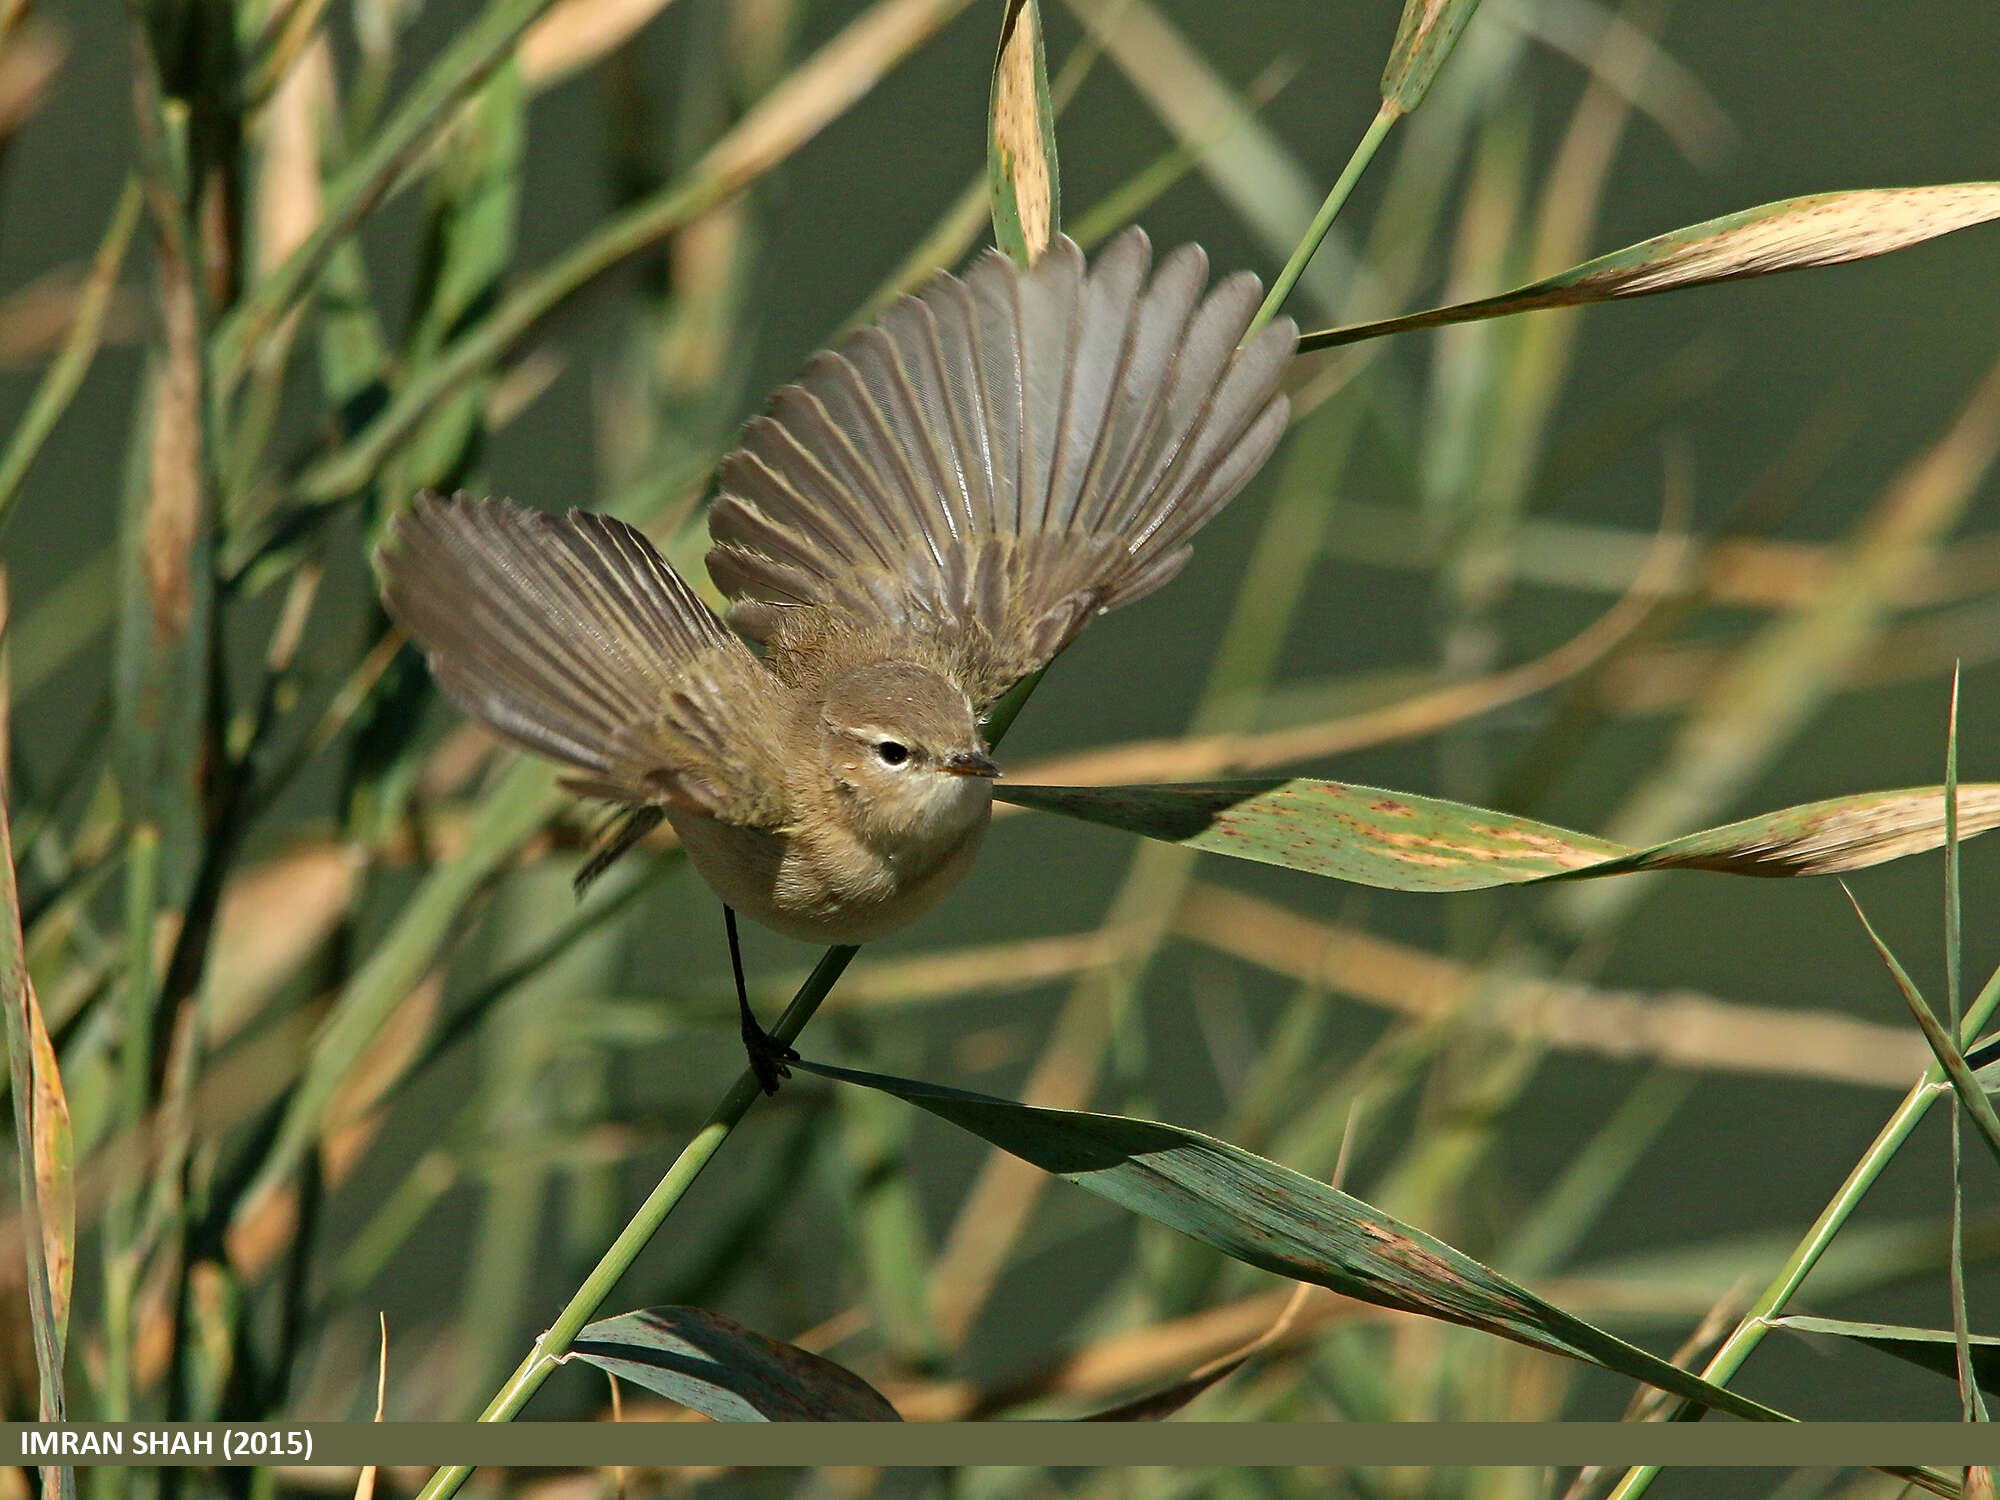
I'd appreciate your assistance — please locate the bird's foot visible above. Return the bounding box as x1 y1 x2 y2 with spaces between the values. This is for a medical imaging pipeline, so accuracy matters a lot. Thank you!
742 1016 800 1096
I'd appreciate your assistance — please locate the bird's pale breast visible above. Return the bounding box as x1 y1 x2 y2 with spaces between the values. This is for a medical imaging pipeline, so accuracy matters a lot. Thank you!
664 794 992 945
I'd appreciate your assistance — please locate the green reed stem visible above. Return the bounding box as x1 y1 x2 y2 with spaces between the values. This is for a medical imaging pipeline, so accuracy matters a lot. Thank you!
1606 957 2000 1500
411 662 1050 1498
1251 101 1397 332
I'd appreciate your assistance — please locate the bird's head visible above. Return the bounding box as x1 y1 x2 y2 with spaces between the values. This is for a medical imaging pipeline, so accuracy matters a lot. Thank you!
818 662 997 849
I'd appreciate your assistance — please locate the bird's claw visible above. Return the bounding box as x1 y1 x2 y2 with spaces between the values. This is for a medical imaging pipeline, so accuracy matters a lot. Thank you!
743 1019 800 1096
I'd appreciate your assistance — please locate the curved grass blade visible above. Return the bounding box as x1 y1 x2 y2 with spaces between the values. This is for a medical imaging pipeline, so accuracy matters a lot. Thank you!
994 779 2000 890
566 1307 902 1421
793 1058 1790 1423
212 0 561 388
1298 183 2000 353
0 177 141 537
989 0 1059 266
1841 885 2000 1177
1770 1316 2000 1397
0 580 72 1424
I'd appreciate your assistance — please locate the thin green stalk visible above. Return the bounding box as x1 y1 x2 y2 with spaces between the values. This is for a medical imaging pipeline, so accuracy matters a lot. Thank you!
1251 102 1398 332
1844 886 2000 1174
1944 669 1986 1423
1606 959 2000 1500
264 0 966 531
0 178 142 536
210 0 559 389
413 648 1049 1495
101 824 159 1428
410 944 856 1500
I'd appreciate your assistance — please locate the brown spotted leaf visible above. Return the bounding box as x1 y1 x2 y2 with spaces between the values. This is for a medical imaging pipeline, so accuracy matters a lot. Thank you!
794 1058 1789 1422
989 0 1058 266
995 780 2000 889
1298 183 2000 353
996 780 1626 889
568 1306 902 1421
1379 0 1485 116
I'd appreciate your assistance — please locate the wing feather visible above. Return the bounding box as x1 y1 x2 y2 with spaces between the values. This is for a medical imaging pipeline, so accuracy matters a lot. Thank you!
380 492 788 826
707 227 1297 708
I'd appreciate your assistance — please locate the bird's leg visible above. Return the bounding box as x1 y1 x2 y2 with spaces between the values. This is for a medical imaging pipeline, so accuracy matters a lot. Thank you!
726 905 796 1095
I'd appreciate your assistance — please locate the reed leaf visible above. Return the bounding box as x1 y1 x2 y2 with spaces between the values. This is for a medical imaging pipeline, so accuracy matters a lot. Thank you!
1299 183 2000 352
996 778 2000 889
567 1306 902 1420
0 178 141 537
1769 1316 2000 1398
211 0 561 388
793 1057 1791 1422
989 0 1059 266
1842 884 2000 1178
1380 0 1485 117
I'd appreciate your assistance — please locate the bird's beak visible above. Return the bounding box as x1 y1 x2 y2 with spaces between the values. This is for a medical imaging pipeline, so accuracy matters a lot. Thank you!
943 750 1001 778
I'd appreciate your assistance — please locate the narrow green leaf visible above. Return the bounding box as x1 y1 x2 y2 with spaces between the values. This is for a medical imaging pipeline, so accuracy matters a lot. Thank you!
989 0 1059 265
1298 183 2000 353
994 779 2000 891
211 0 560 388
275 0 970 520
376 59 526 519
0 177 142 537
794 1058 1790 1423
567 1307 901 1421
1950 668 1965 1027
1379 0 1484 117
1770 1316 2000 1397
1842 883 2000 1176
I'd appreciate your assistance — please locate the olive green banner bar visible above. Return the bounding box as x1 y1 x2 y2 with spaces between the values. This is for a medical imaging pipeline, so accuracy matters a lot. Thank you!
4 1423 2000 1468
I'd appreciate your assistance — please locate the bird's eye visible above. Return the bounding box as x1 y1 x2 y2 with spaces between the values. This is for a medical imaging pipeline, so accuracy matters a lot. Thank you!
875 741 911 766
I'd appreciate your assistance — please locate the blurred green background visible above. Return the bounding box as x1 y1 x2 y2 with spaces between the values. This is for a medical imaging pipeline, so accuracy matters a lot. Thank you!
8 0 2000 1490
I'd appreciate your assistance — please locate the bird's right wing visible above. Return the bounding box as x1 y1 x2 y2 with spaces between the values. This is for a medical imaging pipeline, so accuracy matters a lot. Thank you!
378 492 790 828
705 227 1296 710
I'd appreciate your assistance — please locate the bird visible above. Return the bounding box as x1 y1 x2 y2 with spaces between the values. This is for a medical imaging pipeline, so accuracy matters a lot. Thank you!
376 227 1298 1091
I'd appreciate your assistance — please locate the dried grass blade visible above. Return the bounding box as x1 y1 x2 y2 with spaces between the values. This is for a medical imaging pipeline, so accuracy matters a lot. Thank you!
1300 183 2000 352
212 0 560 388
0 574 73 1427
519 0 679 91
989 0 1059 266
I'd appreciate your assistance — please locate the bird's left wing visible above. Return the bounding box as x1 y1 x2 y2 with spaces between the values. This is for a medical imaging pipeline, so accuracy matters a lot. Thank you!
704 228 1296 710
379 492 791 828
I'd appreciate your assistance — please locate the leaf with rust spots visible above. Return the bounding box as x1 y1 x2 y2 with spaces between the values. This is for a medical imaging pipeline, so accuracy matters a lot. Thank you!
998 779 1625 890
996 779 2000 891
988 0 1058 267
796 1057 1791 1423
1379 0 1485 115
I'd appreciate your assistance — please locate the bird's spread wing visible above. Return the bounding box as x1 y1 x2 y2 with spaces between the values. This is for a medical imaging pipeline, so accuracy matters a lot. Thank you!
705 227 1297 710
379 492 789 827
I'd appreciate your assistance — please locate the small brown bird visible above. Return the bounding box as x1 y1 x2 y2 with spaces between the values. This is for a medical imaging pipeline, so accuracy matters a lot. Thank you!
377 228 1297 1088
